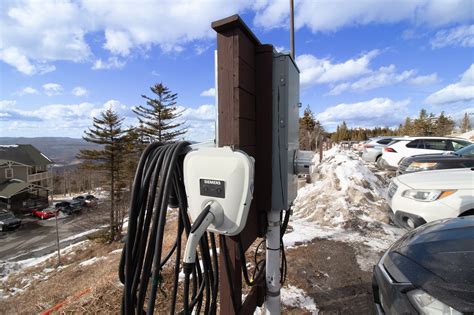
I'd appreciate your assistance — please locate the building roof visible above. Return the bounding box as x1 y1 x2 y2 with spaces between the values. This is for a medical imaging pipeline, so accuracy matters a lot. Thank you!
0 179 48 199
0 144 53 166
0 180 30 198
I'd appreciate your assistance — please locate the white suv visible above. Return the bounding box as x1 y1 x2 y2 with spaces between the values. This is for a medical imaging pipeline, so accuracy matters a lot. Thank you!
381 137 471 169
387 168 474 229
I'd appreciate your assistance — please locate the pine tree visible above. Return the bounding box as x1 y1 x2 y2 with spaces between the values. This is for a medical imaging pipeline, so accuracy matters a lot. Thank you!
299 106 323 150
133 83 186 142
78 109 126 241
434 112 454 136
460 113 472 133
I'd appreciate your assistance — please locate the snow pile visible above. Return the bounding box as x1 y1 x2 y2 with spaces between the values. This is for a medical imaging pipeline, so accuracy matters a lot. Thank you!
293 146 389 230
285 146 406 271
79 257 107 267
457 130 474 141
281 285 319 314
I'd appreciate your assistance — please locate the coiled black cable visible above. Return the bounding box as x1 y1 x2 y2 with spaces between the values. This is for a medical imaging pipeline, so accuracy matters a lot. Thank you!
119 142 219 315
118 141 293 314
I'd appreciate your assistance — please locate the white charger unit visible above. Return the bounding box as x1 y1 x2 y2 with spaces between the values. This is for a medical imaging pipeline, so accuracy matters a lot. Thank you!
183 147 254 236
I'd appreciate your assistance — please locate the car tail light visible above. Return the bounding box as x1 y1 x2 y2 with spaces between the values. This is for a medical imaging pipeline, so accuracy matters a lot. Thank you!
364 144 374 148
384 147 397 153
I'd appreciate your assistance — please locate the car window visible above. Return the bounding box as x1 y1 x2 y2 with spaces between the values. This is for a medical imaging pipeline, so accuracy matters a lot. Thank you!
377 138 392 145
406 140 421 148
0 213 13 220
387 140 401 146
421 139 448 150
451 140 471 151
456 144 474 157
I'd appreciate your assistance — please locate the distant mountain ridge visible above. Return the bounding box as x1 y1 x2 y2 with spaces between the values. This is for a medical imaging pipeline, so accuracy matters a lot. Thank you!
0 137 101 166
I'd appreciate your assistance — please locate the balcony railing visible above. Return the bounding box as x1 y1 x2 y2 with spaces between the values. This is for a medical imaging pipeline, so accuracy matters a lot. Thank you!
27 171 52 183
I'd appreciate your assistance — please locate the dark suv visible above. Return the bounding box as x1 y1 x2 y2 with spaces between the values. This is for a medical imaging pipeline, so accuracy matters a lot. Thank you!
0 210 21 231
55 200 83 215
398 143 474 175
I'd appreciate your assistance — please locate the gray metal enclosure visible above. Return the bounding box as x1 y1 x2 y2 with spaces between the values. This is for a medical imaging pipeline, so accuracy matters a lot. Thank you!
271 53 300 211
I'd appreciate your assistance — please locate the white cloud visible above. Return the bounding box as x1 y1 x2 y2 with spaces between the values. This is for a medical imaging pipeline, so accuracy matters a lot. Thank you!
425 64 474 105
328 65 437 95
0 100 16 111
316 98 410 128
103 29 133 56
254 0 472 32
0 47 56 75
17 86 39 96
178 104 216 142
1 0 471 75
42 83 63 96
200 88 216 97
179 104 216 121
409 73 439 85
92 57 126 70
72 86 89 97
297 50 378 87
431 24 474 48
0 0 90 74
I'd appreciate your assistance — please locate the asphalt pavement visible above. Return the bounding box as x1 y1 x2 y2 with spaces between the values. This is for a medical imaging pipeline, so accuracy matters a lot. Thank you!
0 208 109 262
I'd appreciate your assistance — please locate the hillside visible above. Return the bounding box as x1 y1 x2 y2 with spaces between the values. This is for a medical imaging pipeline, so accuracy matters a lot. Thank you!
0 137 101 166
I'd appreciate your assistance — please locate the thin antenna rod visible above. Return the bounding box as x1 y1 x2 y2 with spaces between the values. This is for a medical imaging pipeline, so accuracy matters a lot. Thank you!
290 0 295 59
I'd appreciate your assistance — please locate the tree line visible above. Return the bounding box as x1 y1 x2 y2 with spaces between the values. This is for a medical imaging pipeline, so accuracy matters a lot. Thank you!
77 83 186 241
300 107 472 146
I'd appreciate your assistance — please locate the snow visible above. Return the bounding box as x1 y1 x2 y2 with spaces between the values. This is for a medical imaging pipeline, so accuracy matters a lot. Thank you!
286 146 405 272
457 130 474 140
281 285 319 314
0 145 18 148
79 257 106 267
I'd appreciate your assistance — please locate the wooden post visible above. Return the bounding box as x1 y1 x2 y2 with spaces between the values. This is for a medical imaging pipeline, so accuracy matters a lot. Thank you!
212 15 272 314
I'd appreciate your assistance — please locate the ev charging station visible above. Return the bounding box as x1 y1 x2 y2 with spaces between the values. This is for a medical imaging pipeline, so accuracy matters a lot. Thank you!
121 14 311 315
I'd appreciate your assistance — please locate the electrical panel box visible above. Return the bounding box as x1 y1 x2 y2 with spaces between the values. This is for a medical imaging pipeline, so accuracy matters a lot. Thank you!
272 53 300 211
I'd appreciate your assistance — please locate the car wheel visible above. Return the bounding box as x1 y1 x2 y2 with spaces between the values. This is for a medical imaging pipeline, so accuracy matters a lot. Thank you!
459 209 474 217
376 156 385 169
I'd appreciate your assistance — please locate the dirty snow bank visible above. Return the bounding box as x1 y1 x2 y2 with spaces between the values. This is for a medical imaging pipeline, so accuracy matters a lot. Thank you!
293 146 390 229
281 285 319 313
285 146 405 271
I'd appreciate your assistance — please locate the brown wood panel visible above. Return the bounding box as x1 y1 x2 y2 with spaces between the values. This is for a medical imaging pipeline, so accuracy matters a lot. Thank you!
235 89 256 120
213 15 271 315
236 118 256 146
240 284 265 314
217 30 235 147
236 28 255 69
236 59 256 95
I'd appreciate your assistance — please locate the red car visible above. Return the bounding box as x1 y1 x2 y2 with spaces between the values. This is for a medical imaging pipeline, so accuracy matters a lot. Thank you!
32 206 58 220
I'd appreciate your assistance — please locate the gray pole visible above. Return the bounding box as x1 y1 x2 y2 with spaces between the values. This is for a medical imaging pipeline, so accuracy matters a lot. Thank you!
290 0 295 59
55 210 61 267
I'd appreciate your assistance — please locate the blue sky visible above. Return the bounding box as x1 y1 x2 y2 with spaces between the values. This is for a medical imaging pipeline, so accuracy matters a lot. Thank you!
0 0 473 141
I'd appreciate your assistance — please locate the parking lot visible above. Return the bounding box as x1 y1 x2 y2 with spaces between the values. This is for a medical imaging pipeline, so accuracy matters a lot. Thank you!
0 204 109 262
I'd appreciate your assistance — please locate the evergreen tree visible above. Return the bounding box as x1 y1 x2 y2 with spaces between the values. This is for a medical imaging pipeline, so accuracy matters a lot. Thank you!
133 83 186 142
460 113 472 133
434 112 454 136
78 109 126 241
299 106 325 150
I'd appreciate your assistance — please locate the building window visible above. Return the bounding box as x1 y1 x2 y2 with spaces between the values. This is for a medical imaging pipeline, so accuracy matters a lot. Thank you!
5 168 13 179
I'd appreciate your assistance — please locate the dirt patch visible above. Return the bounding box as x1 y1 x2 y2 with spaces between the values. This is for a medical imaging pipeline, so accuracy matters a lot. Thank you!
285 239 376 314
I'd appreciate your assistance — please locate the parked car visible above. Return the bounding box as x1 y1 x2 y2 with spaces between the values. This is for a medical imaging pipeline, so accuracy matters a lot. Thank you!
84 194 98 206
381 137 472 169
373 216 474 314
55 200 83 215
0 210 21 231
398 143 474 175
32 205 58 220
387 168 474 229
361 137 394 165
